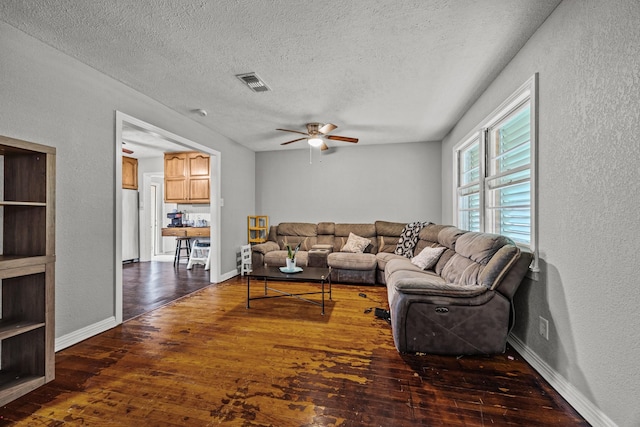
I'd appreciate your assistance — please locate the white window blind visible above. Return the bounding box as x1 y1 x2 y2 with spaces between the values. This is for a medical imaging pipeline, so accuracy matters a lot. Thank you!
457 137 481 232
486 104 531 245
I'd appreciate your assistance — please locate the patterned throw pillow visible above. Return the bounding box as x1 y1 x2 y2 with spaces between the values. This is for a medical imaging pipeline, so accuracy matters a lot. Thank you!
341 232 371 253
394 221 431 258
411 246 446 270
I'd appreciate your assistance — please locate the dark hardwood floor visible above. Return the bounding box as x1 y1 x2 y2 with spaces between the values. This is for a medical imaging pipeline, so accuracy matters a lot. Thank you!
122 261 212 321
1 275 588 426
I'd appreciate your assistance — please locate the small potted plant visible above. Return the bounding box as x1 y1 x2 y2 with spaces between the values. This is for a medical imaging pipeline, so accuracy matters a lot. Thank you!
285 242 301 270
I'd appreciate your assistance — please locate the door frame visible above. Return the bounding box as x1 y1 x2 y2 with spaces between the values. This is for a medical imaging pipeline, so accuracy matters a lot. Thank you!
114 111 222 325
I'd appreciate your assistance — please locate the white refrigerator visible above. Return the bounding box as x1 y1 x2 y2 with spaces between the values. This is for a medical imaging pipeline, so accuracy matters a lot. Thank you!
122 189 140 262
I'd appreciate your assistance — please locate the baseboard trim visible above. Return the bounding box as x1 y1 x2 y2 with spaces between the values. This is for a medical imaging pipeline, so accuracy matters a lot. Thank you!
508 334 617 427
55 316 118 352
219 269 239 282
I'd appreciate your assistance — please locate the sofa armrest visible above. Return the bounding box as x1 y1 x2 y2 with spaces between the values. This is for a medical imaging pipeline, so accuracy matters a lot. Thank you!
251 241 280 269
252 241 280 254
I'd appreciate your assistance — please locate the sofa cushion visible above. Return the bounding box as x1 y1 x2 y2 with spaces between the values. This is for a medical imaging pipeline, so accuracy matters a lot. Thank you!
375 221 406 253
455 232 514 264
334 223 377 253
341 232 371 253
437 226 468 250
277 222 317 236
328 252 377 270
414 224 452 255
276 223 318 250
376 252 405 271
440 254 482 286
384 257 426 277
410 246 446 270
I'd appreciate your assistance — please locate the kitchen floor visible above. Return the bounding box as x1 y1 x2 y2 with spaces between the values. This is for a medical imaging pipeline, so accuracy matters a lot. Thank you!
122 260 212 321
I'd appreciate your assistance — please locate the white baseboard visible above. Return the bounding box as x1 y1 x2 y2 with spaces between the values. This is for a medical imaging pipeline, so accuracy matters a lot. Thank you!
55 316 118 352
219 269 239 282
508 334 617 427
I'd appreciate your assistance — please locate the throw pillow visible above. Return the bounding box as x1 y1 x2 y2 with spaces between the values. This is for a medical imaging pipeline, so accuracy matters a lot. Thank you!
341 232 371 253
410 246 446 270
395 221 431 258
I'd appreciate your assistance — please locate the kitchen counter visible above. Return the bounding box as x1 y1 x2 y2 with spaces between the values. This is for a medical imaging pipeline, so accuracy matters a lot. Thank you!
161 227 210 237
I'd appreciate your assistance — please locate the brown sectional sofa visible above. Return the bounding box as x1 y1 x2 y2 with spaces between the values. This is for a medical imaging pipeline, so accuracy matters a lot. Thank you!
251 220 532 355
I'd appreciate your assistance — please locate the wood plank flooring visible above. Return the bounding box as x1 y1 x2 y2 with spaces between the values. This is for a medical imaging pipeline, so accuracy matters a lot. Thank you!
0 275 588 426
122 261 212 321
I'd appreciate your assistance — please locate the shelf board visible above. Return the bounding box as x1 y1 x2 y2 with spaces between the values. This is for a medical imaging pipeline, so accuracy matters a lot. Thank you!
0 320 46 340
0 255 56 279
0 201 47 207
0 372 46 406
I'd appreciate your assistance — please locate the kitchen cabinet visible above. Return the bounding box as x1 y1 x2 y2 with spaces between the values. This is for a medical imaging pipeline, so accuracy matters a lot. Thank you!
122 156 138 190
0 135 55 406
164 152 210 203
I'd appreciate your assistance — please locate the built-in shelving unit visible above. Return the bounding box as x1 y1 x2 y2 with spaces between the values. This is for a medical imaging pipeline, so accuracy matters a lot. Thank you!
248 215 268 244
0 135 55 406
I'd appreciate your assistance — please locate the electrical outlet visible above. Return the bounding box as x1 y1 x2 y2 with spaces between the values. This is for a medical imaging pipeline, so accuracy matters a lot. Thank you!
539 316 549 340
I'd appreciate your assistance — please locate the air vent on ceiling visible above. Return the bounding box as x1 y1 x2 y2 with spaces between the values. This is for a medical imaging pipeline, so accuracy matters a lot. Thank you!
236 72 270 92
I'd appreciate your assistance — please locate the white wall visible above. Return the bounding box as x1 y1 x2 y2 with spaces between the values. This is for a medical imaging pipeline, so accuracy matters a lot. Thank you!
0 22 255 338
256 141 442 225
441 1 640 425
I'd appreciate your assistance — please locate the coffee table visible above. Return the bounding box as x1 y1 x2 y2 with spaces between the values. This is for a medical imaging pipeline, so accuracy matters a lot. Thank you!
246 266 332 314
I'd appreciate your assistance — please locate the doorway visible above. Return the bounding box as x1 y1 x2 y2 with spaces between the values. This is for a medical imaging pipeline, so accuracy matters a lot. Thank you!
115 111 221 325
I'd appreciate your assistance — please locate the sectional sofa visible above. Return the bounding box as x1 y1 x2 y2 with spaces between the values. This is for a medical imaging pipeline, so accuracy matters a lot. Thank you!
250 221 532 355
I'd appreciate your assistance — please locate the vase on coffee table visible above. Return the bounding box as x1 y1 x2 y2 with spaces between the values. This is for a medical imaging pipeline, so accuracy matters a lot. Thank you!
286 258 296 270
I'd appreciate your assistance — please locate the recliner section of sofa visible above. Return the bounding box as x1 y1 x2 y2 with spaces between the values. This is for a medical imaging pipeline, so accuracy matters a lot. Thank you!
385 227 532 355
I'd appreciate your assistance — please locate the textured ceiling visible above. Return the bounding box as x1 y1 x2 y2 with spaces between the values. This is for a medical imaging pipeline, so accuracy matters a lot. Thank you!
0 0 561 152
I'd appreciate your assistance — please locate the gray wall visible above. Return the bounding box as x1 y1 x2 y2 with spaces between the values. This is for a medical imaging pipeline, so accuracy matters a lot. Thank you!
256 141 441 225
0 22 255 338
441 1 640 425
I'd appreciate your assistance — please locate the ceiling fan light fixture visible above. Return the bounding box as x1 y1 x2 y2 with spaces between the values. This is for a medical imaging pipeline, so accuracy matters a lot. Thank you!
308 137 323 147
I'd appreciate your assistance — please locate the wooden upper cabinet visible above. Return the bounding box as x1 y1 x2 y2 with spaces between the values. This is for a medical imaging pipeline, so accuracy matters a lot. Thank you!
164 151 210 203
122 156 138 190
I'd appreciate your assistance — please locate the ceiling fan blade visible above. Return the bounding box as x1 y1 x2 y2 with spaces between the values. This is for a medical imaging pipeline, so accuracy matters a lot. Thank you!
280 137 306 145
122 147 134 154
327 135 358 143
276 128 309 136
320 142 329 151
318 123 337 135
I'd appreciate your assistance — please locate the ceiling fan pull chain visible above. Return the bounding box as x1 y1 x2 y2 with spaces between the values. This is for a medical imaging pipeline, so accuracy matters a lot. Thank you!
309 145 312 164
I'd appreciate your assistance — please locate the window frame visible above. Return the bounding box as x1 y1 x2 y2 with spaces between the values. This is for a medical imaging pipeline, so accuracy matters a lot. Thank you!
453 74 538 271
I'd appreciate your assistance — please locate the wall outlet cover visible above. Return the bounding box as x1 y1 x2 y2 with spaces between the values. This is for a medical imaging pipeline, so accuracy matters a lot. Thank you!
539 316 549 340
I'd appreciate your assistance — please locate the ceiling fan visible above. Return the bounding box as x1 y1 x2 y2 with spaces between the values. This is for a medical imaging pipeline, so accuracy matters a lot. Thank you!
277 123 358 151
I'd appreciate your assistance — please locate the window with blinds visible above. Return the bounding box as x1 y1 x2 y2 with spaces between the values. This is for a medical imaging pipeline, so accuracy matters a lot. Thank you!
453 74 537 270
486 104 531 245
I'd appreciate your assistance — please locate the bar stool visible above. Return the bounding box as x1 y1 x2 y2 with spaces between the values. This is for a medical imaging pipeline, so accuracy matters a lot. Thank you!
187 239 211 270
174 237 191 267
